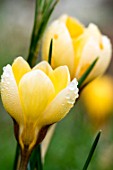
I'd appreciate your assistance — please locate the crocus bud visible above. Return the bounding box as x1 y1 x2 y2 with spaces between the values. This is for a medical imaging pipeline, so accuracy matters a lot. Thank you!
81 75 113 125
0 57 79 152
42 15 112 83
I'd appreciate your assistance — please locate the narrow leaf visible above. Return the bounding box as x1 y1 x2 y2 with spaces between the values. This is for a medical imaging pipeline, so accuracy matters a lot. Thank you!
82 130 101 170
28 144 43 170
48 39 53 64
78 57 99 88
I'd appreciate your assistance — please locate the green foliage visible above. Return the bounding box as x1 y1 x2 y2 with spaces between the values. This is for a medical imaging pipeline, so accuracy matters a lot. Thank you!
27 0 58 67
82 131 101 170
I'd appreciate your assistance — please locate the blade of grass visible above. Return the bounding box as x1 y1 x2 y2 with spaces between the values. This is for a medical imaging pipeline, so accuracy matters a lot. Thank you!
78 57 99 88
82 130 101 170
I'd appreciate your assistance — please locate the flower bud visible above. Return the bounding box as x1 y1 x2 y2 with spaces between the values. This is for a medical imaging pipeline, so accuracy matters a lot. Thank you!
42 15 112 83
81 75 113 125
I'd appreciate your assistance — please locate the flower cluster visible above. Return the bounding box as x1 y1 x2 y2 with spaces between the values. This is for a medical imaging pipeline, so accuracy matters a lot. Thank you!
0 14 112 161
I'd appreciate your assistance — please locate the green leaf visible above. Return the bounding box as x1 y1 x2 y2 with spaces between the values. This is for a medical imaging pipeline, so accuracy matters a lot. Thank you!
48 39 53 64
78 57 99 88
27 0 59 67
82 130 101 170
28 145 43 170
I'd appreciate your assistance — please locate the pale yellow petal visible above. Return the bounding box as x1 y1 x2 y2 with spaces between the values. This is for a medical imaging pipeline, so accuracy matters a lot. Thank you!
42 19 75 77
40 79 79 126
33 61 53 76
72 32 89 77
75 34 112 83
33 61 70 94
49 66 70 94
73 24 102 78
19 70 55 122
12 56 31 85
73 23 112 83
1 64 24 124
85 35 112 83
88 24 102 45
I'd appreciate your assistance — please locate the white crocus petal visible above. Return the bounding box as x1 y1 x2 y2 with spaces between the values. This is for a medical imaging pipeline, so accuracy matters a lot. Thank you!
1 65 24 125
40 78 79 126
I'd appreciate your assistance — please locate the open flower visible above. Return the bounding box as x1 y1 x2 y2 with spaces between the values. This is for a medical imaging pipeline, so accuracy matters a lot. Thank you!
0 57 79 151
42 15 112 83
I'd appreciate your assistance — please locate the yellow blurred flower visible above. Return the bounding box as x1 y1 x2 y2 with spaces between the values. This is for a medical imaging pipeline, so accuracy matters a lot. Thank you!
81 75 113 123
42 15 112 83
0 57 79 151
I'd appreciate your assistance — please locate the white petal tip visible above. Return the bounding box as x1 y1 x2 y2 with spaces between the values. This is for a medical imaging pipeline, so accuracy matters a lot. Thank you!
1 64 12 82
66 78 79 105
1 64 14 94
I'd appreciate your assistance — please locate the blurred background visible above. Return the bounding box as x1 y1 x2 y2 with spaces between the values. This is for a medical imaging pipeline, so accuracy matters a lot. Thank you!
0 0 113 169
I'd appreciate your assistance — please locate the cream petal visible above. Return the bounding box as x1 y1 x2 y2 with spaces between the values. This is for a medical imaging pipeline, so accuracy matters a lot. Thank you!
40 78 79 126
49 66 70 94
33 61 70 94
33 61 53 76
18 70 55 123
1 64 24 124
12 56 31 85
87 35 112 82
75 35 112 83
42 19 75 77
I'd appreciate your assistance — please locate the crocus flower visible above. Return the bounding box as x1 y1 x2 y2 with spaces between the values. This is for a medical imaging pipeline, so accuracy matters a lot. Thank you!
81 75 113 125
0 57 79 151
42 15 112 83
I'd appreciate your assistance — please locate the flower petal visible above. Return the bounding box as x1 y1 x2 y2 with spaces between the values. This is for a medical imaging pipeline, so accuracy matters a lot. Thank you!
12 57 31 85
73 24 112 82
40 78 79 126
49 66 70 94
18 70 55 122
33 61 53 76
33 61 70 94
42 19 75 77
60 15 84 39
1 64 24 124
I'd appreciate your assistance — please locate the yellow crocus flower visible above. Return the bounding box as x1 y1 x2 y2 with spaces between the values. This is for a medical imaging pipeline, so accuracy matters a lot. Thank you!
81 75 113 124
0 57 79 151
42 15 112 83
